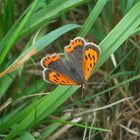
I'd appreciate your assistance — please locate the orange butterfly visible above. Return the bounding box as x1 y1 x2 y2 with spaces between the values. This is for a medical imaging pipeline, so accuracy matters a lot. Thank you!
40 37 101 87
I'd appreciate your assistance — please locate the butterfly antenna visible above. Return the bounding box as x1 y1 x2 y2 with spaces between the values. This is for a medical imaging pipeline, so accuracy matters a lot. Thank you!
86 82 106 85
86 81 107 89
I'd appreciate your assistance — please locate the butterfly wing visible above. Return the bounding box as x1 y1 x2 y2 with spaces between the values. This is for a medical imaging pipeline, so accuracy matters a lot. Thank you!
83 43 101 81
40 53 78 85
64 37 86 83
64 37 86 69
42 68 77 85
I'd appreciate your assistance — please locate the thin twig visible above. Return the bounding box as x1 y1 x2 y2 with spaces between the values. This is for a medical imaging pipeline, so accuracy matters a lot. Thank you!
83 123 87 140
88 112 97 140
48 117 82 140
119 124 140 136
0 98 13 112
17 92 50 102
112 78 137 114
129 39 140 50
75 97 134 116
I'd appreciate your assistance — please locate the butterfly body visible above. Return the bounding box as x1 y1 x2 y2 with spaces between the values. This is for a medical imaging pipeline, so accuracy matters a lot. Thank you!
41 37 101 86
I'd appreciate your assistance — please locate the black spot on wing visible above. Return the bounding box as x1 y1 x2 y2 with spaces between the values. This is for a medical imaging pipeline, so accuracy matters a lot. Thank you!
66 80 70 83
85 55 88 60
56 73 60 77
90 63 92 68
53 75 59 80
92 55 95 60
89 56 92 60
61 80 66 83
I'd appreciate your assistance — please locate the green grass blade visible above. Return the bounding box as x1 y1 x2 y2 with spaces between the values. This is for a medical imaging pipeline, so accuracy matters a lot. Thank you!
78 0 108 37
0 2 32 52
0 0 39 66
21 0 90 36
98 1 140 69
50 119 109 132
20 132 35 140
0 72 17 98
3 0 14 34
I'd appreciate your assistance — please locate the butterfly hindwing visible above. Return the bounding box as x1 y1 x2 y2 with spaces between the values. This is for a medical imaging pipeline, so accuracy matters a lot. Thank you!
42 68 77 85
83 43 101 81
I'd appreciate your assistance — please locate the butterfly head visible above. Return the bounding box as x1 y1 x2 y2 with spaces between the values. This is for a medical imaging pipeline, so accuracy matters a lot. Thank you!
81 82 87 89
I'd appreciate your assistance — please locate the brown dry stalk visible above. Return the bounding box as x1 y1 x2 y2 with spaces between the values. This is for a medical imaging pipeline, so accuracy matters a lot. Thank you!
0 48 36 78
0 98 12 112
48 117 82 140
113 78 137 113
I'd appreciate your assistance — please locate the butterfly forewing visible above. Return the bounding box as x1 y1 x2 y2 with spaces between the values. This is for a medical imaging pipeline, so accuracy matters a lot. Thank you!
83 43 100 81
64 37 85 69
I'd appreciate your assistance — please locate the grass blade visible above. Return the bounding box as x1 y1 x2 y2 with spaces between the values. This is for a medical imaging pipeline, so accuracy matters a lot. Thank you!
78 0 108 37
0 0 39 65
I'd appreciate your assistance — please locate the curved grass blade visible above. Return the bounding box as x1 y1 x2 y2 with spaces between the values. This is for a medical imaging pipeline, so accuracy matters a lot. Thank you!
78 0 108 37
0 24 80 78
50 119 109 132
22 0 90 36
98 1 140 69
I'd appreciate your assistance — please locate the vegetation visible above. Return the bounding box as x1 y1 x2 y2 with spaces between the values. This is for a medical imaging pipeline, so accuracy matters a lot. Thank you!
0 0 140 139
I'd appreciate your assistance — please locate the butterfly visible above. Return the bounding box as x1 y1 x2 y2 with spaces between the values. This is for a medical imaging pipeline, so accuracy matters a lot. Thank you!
40 37 101 87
